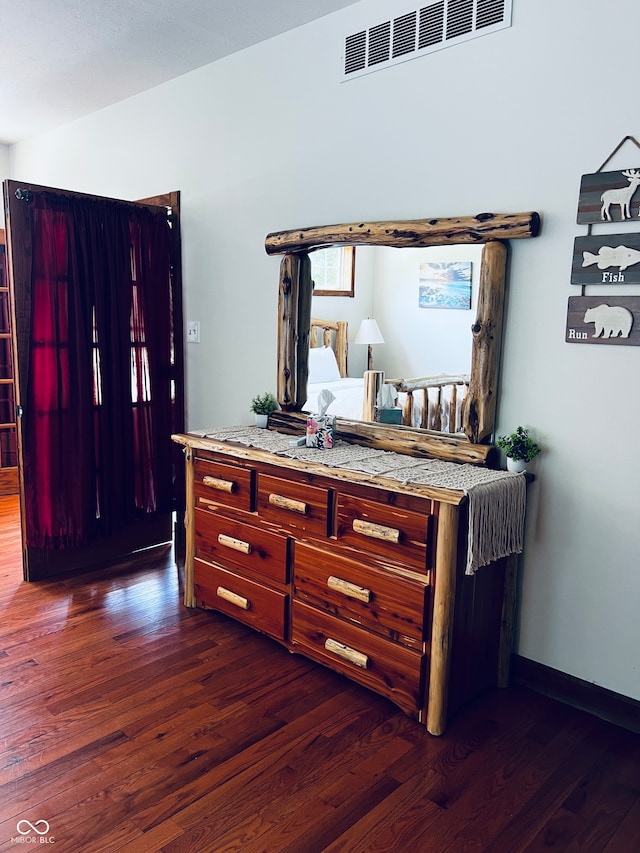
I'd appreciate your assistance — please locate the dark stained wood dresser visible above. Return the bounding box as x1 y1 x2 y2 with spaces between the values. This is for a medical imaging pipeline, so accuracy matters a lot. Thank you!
173 432 518 735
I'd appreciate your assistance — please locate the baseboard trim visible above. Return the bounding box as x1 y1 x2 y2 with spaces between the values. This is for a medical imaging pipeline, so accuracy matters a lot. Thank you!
511 655 640 735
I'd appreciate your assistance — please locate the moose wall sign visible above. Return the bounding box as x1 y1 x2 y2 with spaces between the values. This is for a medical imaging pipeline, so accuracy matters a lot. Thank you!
577 168 640 224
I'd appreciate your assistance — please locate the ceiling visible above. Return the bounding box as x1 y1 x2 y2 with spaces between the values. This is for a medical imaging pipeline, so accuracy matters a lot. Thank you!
0 0 361 144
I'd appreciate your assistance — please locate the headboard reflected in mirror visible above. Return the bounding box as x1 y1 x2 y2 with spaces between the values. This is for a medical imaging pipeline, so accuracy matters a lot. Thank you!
265 212 541 464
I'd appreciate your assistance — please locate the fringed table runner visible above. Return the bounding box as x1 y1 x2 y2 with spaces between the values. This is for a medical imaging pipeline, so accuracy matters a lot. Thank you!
191 426 526 575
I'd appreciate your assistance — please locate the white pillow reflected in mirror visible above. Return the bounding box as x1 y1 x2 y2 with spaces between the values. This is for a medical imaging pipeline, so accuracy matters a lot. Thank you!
308 346 341 383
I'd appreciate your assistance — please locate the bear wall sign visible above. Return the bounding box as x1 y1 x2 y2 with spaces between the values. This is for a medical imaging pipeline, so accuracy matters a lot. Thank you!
566 296 640 345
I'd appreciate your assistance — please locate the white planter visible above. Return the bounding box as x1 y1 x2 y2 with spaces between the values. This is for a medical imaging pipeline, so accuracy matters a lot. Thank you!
254 413 269 428
506 457 527 473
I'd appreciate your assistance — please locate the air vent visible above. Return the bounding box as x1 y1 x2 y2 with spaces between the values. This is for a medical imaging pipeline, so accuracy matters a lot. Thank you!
419 3 444 48
393 12 417 58
446 0 473 40
343 0 511 80
344 30 366 74
477 0 506 28
369 21 392 65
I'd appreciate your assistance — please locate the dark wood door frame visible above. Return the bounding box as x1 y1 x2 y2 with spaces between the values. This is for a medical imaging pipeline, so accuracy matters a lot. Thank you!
3 181 184 580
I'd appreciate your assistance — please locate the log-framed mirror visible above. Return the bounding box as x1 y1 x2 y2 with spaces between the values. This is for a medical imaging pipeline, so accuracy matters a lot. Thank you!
265 212 540 465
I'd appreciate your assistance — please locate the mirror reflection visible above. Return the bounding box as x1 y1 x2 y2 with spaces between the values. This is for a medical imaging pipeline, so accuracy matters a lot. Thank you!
305 243 483 433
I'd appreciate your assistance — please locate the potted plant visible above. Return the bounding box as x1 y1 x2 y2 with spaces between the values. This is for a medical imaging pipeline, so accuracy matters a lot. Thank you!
250 392 278 427
497 425 541 472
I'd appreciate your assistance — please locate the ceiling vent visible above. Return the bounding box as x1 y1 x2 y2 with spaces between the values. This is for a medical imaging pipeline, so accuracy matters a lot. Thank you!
342 0 511 80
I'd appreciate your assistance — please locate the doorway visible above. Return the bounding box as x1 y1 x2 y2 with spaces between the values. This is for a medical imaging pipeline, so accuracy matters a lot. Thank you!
3 182 184 581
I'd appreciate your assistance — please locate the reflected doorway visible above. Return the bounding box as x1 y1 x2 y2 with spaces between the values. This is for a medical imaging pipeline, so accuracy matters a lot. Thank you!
0 228 21 577
0 230 18 497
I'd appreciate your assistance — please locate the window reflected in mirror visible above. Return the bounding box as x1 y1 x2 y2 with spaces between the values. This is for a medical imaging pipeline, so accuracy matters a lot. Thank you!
311 246 355 296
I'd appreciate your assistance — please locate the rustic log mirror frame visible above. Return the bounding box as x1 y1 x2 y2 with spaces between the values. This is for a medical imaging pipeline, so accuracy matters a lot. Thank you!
265 212 541 466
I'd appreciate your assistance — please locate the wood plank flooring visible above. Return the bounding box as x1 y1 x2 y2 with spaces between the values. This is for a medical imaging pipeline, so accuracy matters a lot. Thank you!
1 493 639 852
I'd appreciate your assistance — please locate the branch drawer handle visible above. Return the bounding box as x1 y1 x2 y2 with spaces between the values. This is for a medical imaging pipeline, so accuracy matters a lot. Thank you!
218 533 252 555
202 475 235 493
352 518 400 544
268 493 307 514
327 575 372 603
216 586 250 610
324 638 369 669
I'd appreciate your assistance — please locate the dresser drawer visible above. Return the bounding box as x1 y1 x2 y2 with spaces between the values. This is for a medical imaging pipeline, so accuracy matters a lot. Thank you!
194 458 253 514
336 493 430 572
294 541 428 649
194 559 288 641
292 601 425 715
195 509 289 584
257 473 330 537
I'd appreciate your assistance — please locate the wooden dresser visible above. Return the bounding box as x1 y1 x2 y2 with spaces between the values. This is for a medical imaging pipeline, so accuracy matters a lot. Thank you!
173 432 518 736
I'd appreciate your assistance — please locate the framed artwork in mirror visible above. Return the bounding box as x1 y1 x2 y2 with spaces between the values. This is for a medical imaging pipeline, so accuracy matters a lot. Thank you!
419 261 472 309
311 246 355 296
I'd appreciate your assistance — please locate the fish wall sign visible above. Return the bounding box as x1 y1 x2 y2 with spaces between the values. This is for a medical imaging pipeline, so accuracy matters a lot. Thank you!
566 296 640 346
571 233 640 285
577 168 640 224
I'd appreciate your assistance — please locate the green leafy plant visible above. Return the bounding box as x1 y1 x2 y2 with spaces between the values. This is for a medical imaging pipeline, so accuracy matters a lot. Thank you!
250 392 279 415
496 426 541 462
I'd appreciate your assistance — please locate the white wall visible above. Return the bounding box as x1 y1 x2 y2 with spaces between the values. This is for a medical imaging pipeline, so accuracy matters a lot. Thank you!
372 244 482 377
9 0 640 701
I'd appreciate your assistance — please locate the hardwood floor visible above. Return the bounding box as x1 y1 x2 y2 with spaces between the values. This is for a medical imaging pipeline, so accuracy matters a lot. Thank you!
1 493 638 852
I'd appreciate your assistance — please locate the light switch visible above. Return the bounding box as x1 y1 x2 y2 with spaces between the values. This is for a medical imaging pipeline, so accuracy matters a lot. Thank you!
187 320 200 343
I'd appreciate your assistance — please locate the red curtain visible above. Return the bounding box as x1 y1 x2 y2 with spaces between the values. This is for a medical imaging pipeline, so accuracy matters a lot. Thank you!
24 192 183 549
